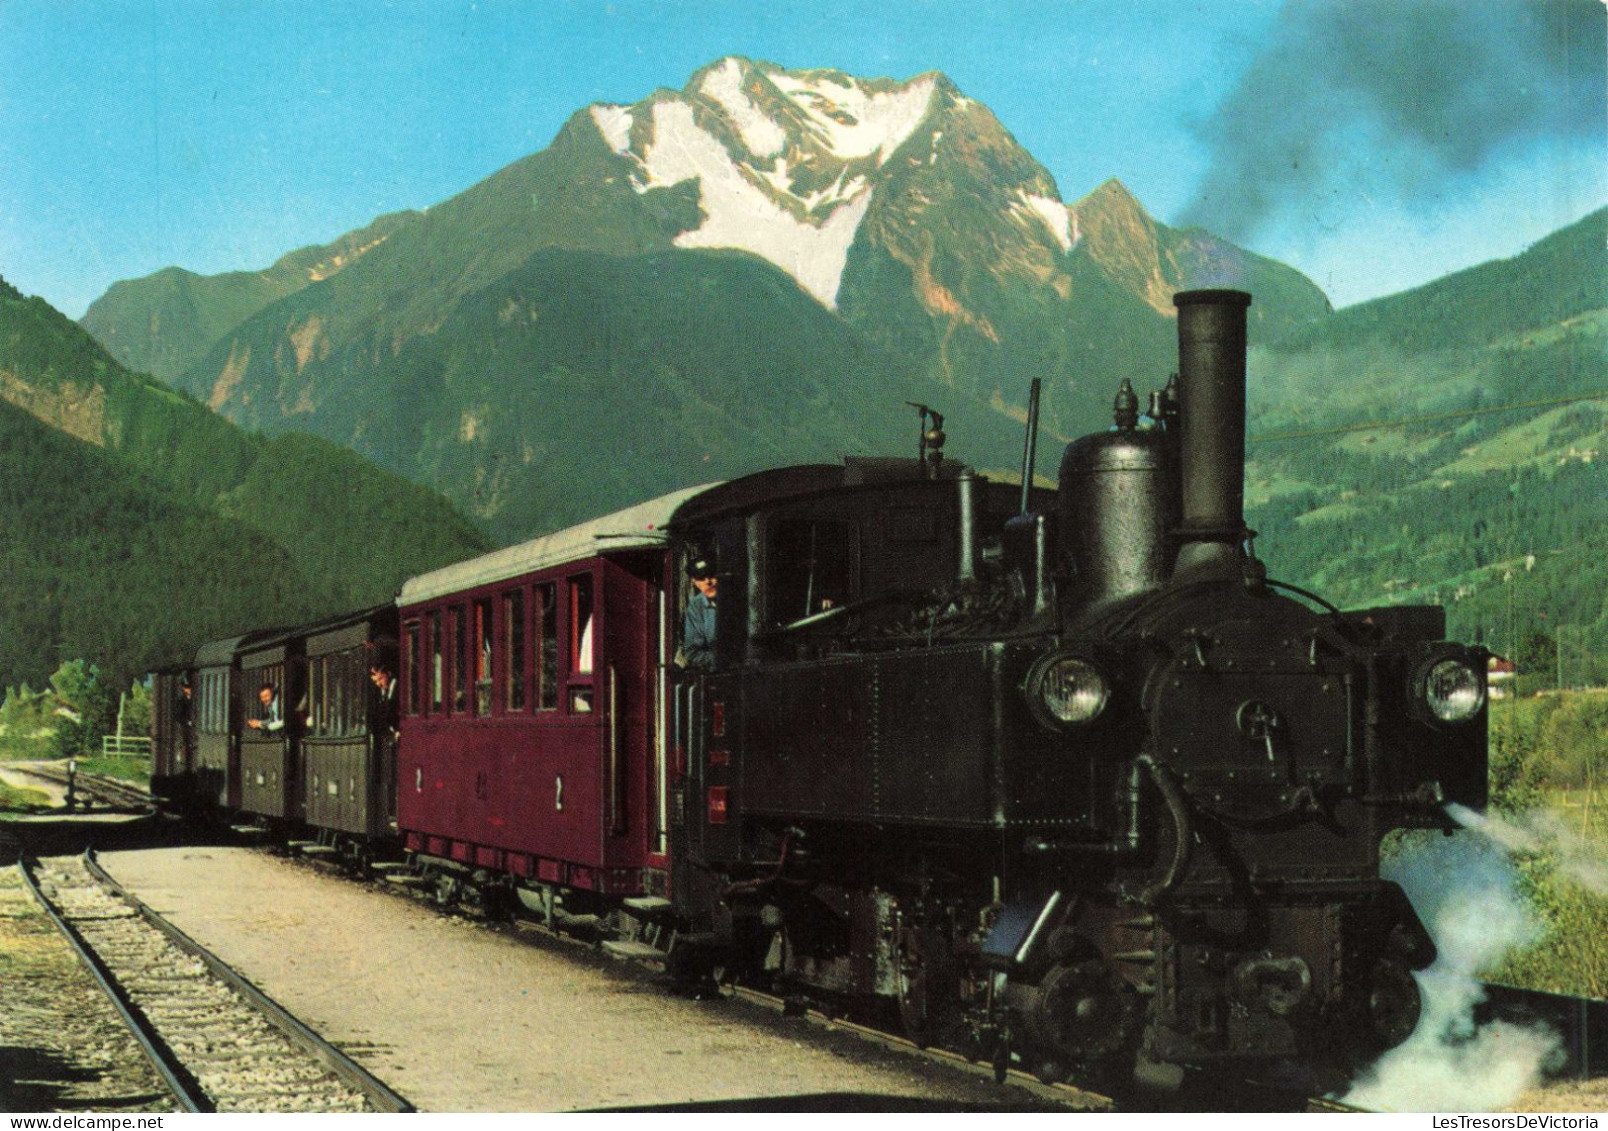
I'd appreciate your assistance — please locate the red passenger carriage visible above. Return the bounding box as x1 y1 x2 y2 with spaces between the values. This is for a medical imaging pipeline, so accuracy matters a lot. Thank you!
395 487 706 904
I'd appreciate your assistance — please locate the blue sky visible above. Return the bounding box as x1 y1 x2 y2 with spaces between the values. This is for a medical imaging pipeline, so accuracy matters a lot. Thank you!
1 0 1601 319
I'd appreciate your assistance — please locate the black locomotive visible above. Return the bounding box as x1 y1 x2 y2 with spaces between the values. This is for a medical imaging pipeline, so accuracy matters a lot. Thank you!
152 288 1488 1095
663 289 1487 1091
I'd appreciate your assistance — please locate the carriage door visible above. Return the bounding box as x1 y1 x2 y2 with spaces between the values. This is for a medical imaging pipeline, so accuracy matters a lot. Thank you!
601 554 661 883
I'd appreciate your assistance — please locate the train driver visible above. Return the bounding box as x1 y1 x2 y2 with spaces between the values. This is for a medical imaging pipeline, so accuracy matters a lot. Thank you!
681 556 718 672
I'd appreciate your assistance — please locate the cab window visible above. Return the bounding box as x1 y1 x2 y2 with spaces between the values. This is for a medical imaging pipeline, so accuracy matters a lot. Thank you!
768 518 855 626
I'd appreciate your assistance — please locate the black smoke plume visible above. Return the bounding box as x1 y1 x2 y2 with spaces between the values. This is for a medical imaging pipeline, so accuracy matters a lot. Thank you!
1180 0 1605 242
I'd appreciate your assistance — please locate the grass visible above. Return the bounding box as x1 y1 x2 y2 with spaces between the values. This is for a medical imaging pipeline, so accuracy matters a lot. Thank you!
1475 694 1608 998
0 778 53 812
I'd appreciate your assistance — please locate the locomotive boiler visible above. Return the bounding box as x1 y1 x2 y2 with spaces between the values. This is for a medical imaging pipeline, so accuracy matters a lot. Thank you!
663 289 1488 1091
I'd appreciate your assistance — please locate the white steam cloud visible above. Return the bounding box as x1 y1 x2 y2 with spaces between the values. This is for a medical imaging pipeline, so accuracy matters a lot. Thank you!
1446 801 1608 896
1340 832 1560 1112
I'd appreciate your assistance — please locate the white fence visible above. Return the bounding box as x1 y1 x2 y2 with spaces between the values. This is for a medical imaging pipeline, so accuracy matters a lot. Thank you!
101 735 152 758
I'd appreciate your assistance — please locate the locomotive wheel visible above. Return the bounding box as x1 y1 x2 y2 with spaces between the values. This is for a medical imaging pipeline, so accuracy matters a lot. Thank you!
1031 960 1141 1063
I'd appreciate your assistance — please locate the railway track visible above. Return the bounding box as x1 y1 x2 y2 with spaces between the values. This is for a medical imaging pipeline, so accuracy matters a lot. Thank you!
723 983 1118 1110
7 762 153 811
18 851 412 1114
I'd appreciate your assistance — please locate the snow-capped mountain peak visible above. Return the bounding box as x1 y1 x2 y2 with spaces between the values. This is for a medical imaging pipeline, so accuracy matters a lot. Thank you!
589 57 962 309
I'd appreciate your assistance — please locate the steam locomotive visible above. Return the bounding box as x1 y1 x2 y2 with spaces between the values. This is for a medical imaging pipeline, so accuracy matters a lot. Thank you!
151 289 1489 1093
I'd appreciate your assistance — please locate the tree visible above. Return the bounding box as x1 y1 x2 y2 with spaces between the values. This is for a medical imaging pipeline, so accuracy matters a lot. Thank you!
116 679 152 740
0 683 56 759
47 659 113 758
1517 629 1556 680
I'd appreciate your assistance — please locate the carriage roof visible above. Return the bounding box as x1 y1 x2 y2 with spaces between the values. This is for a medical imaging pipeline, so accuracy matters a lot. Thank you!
398 483 716 607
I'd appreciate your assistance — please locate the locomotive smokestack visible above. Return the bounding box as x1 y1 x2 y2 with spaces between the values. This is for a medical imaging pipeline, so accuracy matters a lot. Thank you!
1173 289 1252 578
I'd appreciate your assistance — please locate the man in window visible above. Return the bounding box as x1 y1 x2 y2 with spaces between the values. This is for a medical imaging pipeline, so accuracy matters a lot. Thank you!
247 683 284 733
370 660 399 737
681 556 718 671
176 680 193 735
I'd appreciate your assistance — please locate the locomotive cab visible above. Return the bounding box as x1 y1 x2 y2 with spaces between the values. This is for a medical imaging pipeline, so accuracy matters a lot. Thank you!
671 461 1025 670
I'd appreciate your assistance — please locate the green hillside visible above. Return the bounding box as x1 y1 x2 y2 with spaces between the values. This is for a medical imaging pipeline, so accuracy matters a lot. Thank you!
0 276 490 689
0 396 311 691
1269 209 1605 358
81 211 420 383
1245 209 1608 676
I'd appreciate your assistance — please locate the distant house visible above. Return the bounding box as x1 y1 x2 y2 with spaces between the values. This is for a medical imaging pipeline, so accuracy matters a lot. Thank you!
1488 655 1517 699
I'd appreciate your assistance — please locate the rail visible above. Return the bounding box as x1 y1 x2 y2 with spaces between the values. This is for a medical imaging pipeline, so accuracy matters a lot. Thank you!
82 850 415 1113
14 762 153 811
19 850 414 1113
18 854 209 1111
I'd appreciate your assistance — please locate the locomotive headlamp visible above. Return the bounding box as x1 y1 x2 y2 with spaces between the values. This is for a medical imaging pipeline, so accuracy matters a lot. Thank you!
1416 655 1486 725
1026 654 1110 728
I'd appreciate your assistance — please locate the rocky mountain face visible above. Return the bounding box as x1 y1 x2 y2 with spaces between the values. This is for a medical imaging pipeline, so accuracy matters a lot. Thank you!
79 57 1329 543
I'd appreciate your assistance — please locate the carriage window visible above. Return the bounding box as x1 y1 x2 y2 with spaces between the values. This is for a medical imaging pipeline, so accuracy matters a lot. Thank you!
451 604 468 713
332 651 348 736
405 620 421 717
504 589 526 712
324 655 339 736
309 650 369 737
429 610 444 713
568 575 594 713
473 597 493 716
246 662 286 734
769 518 855 625
308 656 327 737
570 575 594 675
327 655 341 737
341 648 366 737
212 672 226 733
536 582 558 712
201 672 226 733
